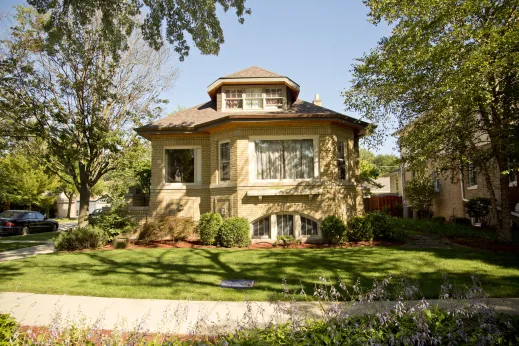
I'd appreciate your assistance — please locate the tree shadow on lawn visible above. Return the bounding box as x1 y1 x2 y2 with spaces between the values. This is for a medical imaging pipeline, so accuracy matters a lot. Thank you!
0 246 518 300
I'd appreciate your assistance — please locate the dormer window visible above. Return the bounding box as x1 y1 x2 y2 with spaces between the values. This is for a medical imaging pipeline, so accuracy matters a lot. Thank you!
223 86 286 111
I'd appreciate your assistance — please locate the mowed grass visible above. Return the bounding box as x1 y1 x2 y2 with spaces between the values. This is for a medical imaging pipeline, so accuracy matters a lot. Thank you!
0 246 518 301
0 242 43 252
2 231 59 242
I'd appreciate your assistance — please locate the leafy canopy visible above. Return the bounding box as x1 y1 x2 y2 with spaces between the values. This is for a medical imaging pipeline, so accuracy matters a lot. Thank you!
27 0 251 61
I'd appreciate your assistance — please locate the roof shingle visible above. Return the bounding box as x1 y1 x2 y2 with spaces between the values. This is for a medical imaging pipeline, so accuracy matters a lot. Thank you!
223 66 283 78
136 99 369 132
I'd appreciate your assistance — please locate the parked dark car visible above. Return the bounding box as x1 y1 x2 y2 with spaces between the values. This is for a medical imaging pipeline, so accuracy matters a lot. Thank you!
0 210 59 236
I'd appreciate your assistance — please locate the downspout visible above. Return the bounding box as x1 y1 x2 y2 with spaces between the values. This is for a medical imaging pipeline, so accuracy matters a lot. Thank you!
460 172 468 202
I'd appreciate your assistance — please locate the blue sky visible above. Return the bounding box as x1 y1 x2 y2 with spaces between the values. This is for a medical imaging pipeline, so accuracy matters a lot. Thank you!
0 0 398 155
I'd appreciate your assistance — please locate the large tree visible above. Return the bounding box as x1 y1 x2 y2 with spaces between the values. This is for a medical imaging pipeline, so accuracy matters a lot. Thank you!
27 0 251 61
1 8 176 226
344 0 519 242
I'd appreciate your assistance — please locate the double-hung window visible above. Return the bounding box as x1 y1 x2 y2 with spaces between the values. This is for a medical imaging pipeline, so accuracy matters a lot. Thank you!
255 139 314 180
165 148 201 184
223 86 285 111
467 163 477 187
219 141 230 182
337 140 346 180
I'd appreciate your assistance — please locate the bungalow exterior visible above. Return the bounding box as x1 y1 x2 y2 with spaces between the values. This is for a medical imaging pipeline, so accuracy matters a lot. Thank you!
135 66 369 242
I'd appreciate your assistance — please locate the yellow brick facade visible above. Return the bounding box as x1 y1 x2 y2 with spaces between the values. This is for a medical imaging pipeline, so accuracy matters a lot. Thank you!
145 121 364 241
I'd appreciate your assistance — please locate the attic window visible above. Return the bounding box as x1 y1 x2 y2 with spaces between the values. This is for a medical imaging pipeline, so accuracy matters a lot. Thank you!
223 86 285 111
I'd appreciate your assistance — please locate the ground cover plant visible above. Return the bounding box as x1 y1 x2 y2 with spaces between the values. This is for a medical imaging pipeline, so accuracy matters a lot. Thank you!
1 276 518 345
0 246 518 301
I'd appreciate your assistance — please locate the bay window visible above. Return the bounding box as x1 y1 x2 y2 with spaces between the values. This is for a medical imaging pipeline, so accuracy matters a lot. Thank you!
219 141 230 181
252 216 270 238
300 216 318 237
277 214 294 236
255 139 314 180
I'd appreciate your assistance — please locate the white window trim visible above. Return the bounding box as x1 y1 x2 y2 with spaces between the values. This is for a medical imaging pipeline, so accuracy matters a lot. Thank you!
218 140 231 183
248 135 320 183
222 86 286 112
467 185 478 190
163 146 202 186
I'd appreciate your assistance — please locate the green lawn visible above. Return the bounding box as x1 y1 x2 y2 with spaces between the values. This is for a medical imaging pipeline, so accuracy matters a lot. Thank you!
2 231 59 242
0 246 518 301
0 242 43 252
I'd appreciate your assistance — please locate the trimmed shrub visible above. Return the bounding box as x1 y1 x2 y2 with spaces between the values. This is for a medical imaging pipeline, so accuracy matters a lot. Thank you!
321 216 347 244
391 217 494 240
218 217 250 248
347 216 373 241
54 227 108 251
454 217 472 227
198 212 223 245
137 216 195 244
88 204 136 241
431 216 446 223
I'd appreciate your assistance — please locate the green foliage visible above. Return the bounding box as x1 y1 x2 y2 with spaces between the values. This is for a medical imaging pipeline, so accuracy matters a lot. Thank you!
0 313 19 343
465 197 492 225
217 217 250 248
404 175 437 216
0 153 58 209
454 217 472 227
28 0 251 61
88 204 136 241
372 154 399 176
392 218 493 240
321 216 347 245
137 216 195 244
198 212 223 245
344 0 518 242
275 235 300 247
347 216 373 241
54 227 108 251
431 216 446 224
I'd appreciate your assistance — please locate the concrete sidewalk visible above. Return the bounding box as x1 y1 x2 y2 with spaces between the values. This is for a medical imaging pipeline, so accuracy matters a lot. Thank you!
0 243 54 262
1 292 518 335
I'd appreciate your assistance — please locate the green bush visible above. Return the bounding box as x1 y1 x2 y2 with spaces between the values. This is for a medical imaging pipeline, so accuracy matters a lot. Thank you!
198 212 223 245
347 216 373 241
217 217 250 248
0 313 19 343
431 216 446 223
454 217 472 227
275 235 300 247
321 215 347 244
88 204 136 241
465 197 492 225
137 216 195 244
54 227 108 251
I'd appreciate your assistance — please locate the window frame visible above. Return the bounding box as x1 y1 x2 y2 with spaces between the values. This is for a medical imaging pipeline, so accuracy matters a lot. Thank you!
218 140 231 183
467 163 478 189
163 146 202 186
248 135 320 183
336 139 347 180
222 85 286 111
300 215 319 238
509 159 517 187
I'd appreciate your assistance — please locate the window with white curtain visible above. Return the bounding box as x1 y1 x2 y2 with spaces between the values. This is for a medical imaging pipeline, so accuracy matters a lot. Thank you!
255 139 314 180
277 214 293 236
300 216 318 237
252 216 270 238
245 88 263 109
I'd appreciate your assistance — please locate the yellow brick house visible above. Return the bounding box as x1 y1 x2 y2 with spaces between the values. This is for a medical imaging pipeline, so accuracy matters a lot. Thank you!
135 66 369 242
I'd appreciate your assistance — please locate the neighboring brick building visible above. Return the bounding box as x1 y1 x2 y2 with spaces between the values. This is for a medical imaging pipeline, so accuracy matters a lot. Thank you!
135 66 369 242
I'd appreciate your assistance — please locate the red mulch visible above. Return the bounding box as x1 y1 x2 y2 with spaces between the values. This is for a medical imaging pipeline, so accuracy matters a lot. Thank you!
449 238 519 253
106 239 404 250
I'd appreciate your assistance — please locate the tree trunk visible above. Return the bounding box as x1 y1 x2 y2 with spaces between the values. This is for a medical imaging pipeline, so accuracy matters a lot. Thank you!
78 183 91 228
66 195 73 219
497 172 513 243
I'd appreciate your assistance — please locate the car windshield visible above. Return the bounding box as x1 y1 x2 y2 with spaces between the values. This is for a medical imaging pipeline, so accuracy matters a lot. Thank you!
0 211 24 219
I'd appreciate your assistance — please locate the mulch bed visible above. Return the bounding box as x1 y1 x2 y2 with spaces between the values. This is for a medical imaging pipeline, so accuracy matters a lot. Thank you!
449 238 519 253
106 239 404 250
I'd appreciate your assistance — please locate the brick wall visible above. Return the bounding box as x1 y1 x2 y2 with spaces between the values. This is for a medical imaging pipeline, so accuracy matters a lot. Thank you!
146 122 364 238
